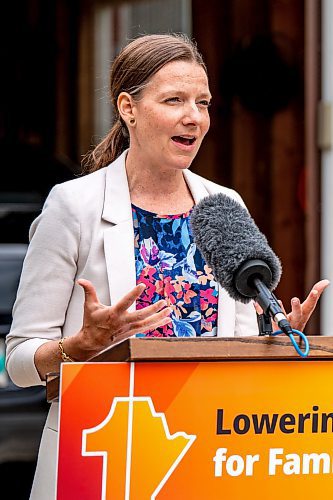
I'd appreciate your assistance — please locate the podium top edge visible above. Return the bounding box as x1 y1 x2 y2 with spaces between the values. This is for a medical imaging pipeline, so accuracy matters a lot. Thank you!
45 336 333 402
88 336 333 362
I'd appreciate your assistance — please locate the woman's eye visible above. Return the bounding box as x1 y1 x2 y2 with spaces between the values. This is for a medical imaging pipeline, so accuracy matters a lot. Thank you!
165 97 181 103
198 100 211 108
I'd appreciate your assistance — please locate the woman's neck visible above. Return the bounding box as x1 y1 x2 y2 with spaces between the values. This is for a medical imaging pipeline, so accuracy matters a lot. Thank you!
125 154 194 214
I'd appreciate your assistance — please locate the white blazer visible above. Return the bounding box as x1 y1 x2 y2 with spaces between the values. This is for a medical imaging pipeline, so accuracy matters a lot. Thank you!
5 150 258 499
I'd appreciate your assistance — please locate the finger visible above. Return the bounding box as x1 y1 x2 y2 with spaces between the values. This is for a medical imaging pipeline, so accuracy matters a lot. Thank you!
130 306 172 334
312 279 330 295
300 280 329 317
129 299 167 322
302 290 319 324
114 284 146 313
108 313 171 346
300 288 319 317
253 302 263 315
289 297 302 326
77 279 100 304
143 315 173 333
278 300 288 316
139 313 173 334
291 291 318 332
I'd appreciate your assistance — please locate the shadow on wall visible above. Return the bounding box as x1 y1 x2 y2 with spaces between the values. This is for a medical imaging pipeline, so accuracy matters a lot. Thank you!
221 33 302 117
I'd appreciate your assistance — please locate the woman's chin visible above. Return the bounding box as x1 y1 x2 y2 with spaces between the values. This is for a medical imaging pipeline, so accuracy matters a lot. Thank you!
171 152 197 170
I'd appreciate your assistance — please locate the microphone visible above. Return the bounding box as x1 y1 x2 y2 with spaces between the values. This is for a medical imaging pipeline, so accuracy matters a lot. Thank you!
190 193 293 336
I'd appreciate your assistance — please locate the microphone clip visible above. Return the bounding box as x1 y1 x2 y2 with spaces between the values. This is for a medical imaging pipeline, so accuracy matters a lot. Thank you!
256 311 273 336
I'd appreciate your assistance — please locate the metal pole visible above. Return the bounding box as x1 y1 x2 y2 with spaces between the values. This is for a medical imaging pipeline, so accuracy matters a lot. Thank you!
321 0 333 335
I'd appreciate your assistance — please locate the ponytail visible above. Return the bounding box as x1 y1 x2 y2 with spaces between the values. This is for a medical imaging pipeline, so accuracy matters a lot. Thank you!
81 119 129 174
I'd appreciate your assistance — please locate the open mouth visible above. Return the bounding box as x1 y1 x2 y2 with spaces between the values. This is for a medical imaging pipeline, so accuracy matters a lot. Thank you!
171 136 196 146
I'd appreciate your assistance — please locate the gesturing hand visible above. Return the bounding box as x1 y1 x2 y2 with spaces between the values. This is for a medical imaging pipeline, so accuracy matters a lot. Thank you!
254 279 330 333
76 279 172 355
283 279 329 332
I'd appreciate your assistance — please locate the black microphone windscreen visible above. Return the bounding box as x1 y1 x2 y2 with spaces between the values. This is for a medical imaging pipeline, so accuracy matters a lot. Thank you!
190 193 282 303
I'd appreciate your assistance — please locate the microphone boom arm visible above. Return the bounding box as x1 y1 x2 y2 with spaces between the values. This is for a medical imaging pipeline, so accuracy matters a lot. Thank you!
253 278 293 336
234 259 293 336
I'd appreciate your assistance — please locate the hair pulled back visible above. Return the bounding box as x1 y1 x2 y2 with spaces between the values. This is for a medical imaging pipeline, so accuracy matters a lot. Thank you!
82 33 206 173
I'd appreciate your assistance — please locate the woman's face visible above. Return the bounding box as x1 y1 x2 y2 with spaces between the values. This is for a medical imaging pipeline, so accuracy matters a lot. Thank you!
129 60 211 171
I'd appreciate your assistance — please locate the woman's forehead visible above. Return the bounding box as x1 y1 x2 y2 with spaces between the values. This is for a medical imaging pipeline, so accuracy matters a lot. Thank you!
146 60 210 94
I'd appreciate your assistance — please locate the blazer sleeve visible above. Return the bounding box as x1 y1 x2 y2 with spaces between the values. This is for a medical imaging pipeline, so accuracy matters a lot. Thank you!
5 184 81 387
234 301 259 336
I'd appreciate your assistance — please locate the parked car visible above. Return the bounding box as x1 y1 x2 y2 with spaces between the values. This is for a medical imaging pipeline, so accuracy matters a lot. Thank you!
0 243 48 497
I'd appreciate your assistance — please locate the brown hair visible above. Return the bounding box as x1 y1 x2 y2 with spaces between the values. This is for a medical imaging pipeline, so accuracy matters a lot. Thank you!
82 33 207 173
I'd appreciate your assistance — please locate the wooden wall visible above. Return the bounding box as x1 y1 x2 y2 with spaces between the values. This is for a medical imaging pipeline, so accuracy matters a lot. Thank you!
1 0 321 332
192 0 321 333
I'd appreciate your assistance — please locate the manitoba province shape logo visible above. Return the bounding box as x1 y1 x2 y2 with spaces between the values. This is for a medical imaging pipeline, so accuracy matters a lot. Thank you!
82 364 196 499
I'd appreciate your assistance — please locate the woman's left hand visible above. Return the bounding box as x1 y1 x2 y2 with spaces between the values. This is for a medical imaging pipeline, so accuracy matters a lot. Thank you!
284 279 330 332
254 279 330 332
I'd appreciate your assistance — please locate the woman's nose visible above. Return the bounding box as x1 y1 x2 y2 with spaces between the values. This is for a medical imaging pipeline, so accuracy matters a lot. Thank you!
182 103 202 125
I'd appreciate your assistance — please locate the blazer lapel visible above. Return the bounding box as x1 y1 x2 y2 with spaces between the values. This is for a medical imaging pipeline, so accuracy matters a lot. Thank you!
101 162 211 315
183 169 210 204
184 169 235 337
102 151 137 312
101 158 235 331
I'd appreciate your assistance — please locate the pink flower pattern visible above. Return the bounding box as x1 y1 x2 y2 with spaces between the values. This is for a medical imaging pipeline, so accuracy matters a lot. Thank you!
132 204 219 337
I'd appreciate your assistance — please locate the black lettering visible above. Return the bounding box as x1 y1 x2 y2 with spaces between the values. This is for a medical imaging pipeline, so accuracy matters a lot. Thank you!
298 413 310 433
279 413 295 433
216 409 231 435
321 413 333 432
234 414 250 434
252 413 278 434
312 405 319 433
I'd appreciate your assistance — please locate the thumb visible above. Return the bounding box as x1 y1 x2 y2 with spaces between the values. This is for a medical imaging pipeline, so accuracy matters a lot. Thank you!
77 279 99 305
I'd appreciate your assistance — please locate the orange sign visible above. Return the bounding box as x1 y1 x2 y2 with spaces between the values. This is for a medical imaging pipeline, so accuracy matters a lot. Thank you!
57 361 333 499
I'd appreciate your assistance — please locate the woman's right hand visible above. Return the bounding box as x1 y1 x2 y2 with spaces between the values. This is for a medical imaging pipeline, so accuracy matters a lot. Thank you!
73 279 172 357
34 279 172 380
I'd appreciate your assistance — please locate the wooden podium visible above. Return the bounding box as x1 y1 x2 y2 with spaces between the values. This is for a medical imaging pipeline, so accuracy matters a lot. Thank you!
46 335 333 403
50 336 333 499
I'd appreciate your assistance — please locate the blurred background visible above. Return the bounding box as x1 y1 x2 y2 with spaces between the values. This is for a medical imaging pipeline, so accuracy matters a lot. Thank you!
1 0 332 497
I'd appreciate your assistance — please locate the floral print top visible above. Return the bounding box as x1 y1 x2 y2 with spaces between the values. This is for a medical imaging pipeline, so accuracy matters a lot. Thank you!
132 204 219 337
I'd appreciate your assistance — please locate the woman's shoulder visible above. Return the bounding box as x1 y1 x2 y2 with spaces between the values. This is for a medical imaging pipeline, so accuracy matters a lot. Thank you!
50 150 127 201
36 168 109 226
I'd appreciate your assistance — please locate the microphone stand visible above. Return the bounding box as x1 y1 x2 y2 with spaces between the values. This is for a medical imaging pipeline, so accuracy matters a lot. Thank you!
234 259 309 356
